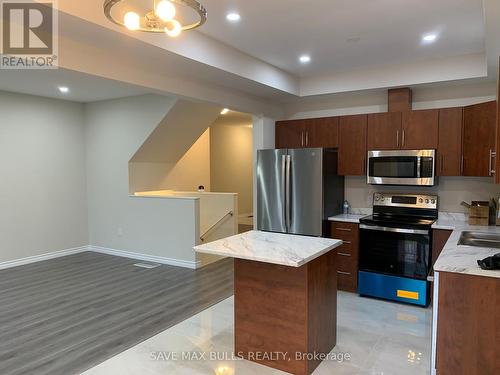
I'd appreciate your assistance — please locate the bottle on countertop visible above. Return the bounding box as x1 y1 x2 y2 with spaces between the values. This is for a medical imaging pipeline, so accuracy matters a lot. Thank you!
343 200 350 215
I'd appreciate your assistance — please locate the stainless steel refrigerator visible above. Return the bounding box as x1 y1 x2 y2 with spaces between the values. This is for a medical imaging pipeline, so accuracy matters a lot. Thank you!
257 148 344 237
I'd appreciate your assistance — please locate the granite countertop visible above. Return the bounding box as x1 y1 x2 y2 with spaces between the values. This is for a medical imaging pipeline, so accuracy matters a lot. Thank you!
433 213 500 279
194 230 342 267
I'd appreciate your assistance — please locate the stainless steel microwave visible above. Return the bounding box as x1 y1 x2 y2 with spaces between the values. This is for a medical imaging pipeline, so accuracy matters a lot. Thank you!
367 150 436 186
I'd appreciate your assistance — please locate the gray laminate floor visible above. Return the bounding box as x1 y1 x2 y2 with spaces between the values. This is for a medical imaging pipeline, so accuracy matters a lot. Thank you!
0 252 234 375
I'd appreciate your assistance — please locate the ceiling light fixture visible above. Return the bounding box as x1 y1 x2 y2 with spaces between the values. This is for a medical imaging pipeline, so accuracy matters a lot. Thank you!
226 12 240 22
58 86 69 93
299 55 311 64
220 108 230 115
104 0 207 37
422 33 437 43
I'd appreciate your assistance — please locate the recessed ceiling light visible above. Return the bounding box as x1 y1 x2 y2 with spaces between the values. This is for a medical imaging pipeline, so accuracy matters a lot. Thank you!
422 33 437 43
226 12 240 22
58 86 69 93
299 55 311 64
220 108 230 115
346 36 361 43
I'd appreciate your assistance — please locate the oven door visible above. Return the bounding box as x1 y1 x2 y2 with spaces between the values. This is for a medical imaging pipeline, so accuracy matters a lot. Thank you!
367 150 436 186
359 224 431 280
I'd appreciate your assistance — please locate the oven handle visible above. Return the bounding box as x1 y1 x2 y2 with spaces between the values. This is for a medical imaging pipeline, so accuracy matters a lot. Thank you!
359 224 429 235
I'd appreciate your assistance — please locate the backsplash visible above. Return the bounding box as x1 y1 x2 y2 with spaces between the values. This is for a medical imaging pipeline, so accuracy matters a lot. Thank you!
345 176 500 213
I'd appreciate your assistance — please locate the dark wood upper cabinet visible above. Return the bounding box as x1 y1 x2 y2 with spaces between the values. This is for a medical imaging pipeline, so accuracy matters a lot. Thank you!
275 120 304 148
367 112 402 150
275 117 339 149
338 115 367 176
437 108 463 176
401 109 439 150
462 101 497 177
305 117 339 148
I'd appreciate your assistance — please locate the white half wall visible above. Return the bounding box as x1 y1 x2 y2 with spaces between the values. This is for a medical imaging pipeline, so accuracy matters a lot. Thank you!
85 94 202 264
0 91 88 263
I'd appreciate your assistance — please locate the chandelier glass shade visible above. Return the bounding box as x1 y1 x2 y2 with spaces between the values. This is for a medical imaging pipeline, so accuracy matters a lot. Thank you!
103 0 207 37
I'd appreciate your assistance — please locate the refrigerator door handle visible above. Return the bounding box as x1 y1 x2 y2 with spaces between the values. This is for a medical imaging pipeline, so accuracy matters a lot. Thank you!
281 155 287 231
285 155 292 231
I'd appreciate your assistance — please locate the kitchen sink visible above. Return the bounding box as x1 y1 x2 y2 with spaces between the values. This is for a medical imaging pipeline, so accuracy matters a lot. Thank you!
457 231 500 249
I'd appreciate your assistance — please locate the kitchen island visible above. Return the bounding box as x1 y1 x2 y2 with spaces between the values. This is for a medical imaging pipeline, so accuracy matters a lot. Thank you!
194 230 342 375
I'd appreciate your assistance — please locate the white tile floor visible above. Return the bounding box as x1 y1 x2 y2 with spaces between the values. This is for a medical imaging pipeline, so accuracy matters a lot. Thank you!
82 292 432 375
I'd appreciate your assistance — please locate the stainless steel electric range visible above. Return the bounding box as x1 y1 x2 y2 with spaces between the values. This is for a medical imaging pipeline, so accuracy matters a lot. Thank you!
358 193 438 306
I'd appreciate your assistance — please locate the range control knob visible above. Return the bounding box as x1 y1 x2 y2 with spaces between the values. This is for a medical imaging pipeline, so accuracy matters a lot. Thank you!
431 199 436 204
425 199 430 204
375 196 380 201
419 198 424 203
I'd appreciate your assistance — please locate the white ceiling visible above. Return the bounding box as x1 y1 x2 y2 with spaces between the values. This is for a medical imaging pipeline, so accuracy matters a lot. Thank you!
0 68 151 102
199 0 485 77
18 0 498 110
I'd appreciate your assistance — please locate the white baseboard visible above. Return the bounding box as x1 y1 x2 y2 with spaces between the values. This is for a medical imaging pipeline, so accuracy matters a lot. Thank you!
0 245 199 270
89 246 199 269
0 246 89 270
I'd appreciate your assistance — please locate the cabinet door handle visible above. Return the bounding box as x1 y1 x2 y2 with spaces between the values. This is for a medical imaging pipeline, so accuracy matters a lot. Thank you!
343 240 352 244
337 271 351 276
301 131 304 147
489 149 496 176
440 155 444 175
305 131 309 147
396 130 399 148
338 252 351 257
402 130 406 147
335 228 352 232
461 155 465 175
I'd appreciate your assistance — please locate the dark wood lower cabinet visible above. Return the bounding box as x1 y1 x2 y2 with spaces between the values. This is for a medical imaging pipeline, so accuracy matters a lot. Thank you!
234 251 338 375
432 229 452 269
331 222 359 292
436 272 500 375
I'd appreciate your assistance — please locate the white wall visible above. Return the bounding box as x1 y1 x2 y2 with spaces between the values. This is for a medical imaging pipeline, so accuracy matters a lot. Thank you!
210 121 254 215
85 94 202 264
0 91 88 263
284 81 497 120
252 116 276 226
163 128 211 191
346 176 500 213
283 81 500 213
129 128 211 193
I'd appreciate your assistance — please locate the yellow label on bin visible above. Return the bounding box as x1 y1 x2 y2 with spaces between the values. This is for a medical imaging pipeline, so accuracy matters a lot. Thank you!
397 290 419 300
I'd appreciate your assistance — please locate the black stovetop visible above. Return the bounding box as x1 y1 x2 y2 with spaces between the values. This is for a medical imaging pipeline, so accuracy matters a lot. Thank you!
359 214 436 230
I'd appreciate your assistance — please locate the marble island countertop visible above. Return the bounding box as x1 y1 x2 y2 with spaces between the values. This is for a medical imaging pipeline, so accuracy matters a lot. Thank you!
194 230 342 267
433 214 500 279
